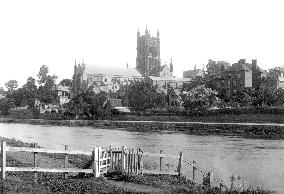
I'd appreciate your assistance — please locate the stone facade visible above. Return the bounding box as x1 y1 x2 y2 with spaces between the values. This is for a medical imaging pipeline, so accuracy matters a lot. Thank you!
136 27 162 76
72 62 142 96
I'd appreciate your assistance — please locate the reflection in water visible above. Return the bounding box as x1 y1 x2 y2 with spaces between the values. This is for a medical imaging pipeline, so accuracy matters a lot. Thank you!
0 123 283 193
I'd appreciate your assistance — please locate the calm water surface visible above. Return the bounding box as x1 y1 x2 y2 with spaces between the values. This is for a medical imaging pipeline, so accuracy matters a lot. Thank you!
0 123 283 193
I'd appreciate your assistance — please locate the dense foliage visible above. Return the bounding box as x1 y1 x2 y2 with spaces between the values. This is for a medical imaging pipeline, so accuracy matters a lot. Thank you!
63 91 108 119
181 85 220 112
117 81 167 112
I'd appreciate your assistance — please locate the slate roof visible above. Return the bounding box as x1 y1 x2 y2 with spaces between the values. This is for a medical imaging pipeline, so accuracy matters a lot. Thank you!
84 65 142 77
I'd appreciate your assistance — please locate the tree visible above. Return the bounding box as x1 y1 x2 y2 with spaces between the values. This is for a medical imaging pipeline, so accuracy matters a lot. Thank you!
37 65 58 104
253 86 278 107
0 98 12 115
63 91 108 119
59 79 72 87
23 77 37 93
181 85 220 112
230 88 254 107
125 81 167 111
5 80 18 92
37 65 49 85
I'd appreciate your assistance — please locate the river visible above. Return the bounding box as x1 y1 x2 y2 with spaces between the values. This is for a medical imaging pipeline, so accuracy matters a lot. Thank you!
0 123 283 193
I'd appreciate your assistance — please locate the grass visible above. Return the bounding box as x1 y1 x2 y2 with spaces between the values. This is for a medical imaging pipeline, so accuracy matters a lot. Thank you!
0 137 275 193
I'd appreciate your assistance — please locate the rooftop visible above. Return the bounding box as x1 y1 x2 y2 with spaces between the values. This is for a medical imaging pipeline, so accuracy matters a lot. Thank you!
84 65 142 78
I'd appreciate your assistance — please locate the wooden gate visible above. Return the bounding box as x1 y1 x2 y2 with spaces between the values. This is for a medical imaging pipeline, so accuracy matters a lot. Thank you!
94 146 143 177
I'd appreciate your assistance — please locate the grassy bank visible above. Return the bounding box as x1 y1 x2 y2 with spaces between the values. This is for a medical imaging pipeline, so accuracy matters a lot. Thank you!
0 137 274 193
1 117 283 139
114 113 284 123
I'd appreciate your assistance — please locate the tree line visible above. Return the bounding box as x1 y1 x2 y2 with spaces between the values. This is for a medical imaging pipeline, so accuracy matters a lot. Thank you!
0 65 70 115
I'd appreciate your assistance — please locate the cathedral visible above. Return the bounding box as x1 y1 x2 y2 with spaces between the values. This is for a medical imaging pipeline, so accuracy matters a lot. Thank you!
136 26 173 77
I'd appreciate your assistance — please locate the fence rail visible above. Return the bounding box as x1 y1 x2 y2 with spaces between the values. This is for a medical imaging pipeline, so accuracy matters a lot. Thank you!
1 141 227 190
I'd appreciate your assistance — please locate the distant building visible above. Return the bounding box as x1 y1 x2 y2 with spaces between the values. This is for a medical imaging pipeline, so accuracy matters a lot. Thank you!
218 59 265 90
277 72 284 89
183 65 205 79
55 84 71 105
72 62 142 96
159 60 173 77
137 26 173 77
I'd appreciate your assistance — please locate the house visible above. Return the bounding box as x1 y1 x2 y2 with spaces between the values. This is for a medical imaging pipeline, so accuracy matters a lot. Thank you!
56 84 71 105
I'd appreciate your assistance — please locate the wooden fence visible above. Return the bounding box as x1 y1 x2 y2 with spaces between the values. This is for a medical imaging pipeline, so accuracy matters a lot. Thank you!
1 141 226 190
0 141 146 181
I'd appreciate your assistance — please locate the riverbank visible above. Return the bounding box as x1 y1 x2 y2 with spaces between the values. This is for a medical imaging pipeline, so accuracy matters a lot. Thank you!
0 137 274 193
0 117 283 139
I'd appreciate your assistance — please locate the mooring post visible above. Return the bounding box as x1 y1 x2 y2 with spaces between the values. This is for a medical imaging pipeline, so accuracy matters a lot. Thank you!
192 160 196 181
177 151 183 177
159 150 163 171
33 143 38 183
1 141 6 180
64 145 68 179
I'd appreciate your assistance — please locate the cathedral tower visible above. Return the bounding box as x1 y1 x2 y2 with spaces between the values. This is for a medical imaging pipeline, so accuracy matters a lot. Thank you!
136 26 161 76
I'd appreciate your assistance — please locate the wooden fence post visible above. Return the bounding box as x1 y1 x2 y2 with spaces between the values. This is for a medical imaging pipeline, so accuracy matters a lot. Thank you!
33 143 38 183
192 160 196 181
121 146 126 173
135 148 139 174
98 147 102 176
159 150 163 171
109 146 113 171
131 148 135 174
208 171 213 188
64 145 68 179
93 147 100 177
127 149 131 175
1 141 6 180
140 148 143 175
177 151 183 177
125 149 128 174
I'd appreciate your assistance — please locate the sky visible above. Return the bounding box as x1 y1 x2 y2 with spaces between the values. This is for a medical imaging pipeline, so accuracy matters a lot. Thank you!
1 0 284 88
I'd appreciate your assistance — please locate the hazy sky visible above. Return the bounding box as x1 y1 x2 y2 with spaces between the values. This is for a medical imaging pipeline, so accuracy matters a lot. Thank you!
1 0 284 88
